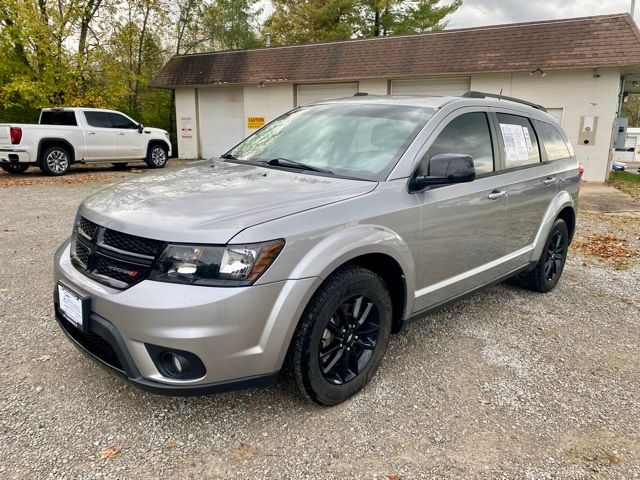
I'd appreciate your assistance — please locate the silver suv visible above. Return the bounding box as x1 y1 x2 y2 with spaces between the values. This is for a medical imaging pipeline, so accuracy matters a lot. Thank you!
54 93 579 405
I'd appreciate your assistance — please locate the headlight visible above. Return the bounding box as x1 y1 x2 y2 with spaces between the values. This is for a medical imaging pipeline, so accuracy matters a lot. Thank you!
149 239 284 286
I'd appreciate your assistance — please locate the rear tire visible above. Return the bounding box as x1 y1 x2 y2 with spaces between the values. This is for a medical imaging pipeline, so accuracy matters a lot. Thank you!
39 146 71 176
145 144 167 168
1 163 29 174
522 218 569 293
289 266 393 406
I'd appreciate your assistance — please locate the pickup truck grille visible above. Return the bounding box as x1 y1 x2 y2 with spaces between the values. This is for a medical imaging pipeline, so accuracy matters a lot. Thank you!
71 217 165 289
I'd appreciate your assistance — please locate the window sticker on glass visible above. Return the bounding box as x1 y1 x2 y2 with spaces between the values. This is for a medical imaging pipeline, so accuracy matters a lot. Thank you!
500 123 529 162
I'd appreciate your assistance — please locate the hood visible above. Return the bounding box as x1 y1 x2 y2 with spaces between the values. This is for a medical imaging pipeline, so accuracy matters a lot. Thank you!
80 159 377 243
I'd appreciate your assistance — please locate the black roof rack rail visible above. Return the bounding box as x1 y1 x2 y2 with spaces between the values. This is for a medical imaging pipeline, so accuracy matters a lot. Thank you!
462 91 547 112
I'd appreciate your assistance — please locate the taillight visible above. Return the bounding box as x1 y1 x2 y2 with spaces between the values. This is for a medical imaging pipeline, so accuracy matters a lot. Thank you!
10 127 22 145
578 163 584 179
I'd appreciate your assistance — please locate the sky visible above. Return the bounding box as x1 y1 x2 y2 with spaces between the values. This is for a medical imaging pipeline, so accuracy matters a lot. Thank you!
445 0 636 28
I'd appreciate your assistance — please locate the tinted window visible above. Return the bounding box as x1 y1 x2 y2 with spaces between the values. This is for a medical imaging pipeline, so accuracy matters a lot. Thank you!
419 112 494 175
229 103 433 181
535 120 571 161
40 111 77 126
497 113 541 168
84 111 111 128
106 113 137 129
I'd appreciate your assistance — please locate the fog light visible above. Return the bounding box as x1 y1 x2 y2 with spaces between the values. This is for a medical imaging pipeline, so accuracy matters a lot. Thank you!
171 354 183 373
161 352 189 377
145 344 207 380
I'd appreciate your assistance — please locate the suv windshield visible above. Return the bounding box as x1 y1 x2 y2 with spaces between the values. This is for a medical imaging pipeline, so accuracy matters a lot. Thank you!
228 103 434 181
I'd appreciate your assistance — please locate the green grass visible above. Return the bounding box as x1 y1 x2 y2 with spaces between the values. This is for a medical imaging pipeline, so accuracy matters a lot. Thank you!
607 170 640 200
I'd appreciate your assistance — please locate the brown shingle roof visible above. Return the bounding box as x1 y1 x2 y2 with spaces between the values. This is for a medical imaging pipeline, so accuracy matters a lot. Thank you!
152 13 640 88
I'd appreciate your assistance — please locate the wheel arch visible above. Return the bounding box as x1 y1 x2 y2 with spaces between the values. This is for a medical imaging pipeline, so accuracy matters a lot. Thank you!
38 138 76 164
531 190 577 262
147 139 170 157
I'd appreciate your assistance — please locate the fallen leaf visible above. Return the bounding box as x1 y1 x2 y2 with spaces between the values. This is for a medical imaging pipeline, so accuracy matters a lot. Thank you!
479 398 492 405
388 475 402 480
0 288 7 292
601 448 622 464
234 444 256 460
98 447 120 459
166 440 177 449
34 355 51 362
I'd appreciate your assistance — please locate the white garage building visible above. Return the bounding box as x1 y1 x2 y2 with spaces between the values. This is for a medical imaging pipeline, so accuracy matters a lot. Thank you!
152 13 640 182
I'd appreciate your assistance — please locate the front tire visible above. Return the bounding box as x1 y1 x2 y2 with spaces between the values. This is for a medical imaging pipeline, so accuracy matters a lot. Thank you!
523 218 569 293
39 146 71 176
1 163 29 174
289 266 393 406
145 144 168 168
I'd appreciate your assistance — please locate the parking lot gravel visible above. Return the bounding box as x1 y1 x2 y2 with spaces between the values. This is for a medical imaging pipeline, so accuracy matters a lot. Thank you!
0 166 639 479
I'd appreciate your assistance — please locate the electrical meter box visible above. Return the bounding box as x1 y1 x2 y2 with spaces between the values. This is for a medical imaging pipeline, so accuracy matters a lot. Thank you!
613 117 629 150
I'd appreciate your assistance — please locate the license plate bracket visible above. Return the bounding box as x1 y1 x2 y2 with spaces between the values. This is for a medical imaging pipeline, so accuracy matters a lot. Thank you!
57 282 90 331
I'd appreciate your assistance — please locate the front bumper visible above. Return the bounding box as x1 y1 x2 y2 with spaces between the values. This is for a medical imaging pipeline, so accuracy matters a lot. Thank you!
0 148 30 164
53 239 320 395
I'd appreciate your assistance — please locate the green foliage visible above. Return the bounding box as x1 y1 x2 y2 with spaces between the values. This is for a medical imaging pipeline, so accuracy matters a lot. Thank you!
1 0 462 153
621 94 640 128
267 0 461 44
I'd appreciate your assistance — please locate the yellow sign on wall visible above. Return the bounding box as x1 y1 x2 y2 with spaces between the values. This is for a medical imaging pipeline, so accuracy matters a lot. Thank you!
247 116 265 129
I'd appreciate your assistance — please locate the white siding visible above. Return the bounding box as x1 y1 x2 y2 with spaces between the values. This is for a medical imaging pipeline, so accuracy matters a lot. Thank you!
198 87 245 159
390 77 471 96
175 88 199 159
243 83 294 137
296 83 359 106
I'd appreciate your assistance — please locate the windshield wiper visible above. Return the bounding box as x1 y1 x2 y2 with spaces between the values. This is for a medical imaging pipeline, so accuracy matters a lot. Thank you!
261 157 333 174
220 153 237 160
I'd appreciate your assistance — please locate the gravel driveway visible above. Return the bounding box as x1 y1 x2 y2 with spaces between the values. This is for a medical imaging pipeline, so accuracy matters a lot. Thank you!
0 167 639 479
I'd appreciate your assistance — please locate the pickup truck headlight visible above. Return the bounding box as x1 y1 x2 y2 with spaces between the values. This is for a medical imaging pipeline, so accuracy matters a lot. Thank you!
149 239 284 286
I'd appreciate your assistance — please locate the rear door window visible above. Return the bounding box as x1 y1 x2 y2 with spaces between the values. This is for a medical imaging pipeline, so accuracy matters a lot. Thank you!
534 120 572 161
40 111 77 126
84 111 111 128
496 113 541 169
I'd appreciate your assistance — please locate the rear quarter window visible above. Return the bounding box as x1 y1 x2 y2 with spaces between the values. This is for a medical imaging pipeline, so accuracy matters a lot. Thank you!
40 111 77 126
534 120 572 161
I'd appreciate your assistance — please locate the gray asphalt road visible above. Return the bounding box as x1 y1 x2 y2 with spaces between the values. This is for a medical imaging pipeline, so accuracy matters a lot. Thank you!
0 168 639 479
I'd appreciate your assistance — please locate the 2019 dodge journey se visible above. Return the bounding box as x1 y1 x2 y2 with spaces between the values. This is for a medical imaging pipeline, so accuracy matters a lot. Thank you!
54 93 579 405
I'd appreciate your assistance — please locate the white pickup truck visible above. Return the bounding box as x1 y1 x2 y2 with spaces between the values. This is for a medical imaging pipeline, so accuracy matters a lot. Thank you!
0 108 172 176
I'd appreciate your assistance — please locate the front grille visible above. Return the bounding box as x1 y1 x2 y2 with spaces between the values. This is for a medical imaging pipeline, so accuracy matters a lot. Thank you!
71 217 164 289
103 229 164 257
58 315 124 372
78 217 99 240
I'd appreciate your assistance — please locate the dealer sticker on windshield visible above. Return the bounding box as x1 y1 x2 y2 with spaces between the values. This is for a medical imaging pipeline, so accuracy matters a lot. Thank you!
58 283 86 329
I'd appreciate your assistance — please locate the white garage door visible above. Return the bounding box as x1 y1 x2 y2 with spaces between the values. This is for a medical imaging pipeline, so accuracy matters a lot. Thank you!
198 87 245 158
390 77 471 96
296 83 359 106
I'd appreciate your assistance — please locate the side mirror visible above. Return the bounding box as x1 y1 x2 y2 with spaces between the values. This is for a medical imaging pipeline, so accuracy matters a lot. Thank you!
137 124 144 133
409 154 475 192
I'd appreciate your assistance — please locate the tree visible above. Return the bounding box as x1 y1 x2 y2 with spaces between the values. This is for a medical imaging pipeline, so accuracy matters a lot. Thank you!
266 0 461 44
201 0 262 51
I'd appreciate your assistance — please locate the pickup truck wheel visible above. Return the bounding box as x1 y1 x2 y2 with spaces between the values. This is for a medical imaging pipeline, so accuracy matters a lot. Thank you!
1 163 29 174
289 266 393 406
146 144 167 168
523 218 569 293
40 146 70 176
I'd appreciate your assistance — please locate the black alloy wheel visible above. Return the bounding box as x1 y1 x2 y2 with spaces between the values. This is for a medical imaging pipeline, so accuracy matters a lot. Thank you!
319 295 381 385
289 266 393 406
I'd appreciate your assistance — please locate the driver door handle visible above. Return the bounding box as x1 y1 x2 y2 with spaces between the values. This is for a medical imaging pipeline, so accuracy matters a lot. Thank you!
87 131 96 135
117 132 125 136
543 176 557 185
488 190 507 200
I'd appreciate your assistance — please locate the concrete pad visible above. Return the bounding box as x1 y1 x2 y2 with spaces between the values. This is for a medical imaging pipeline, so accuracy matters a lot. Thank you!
579 182 640 213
